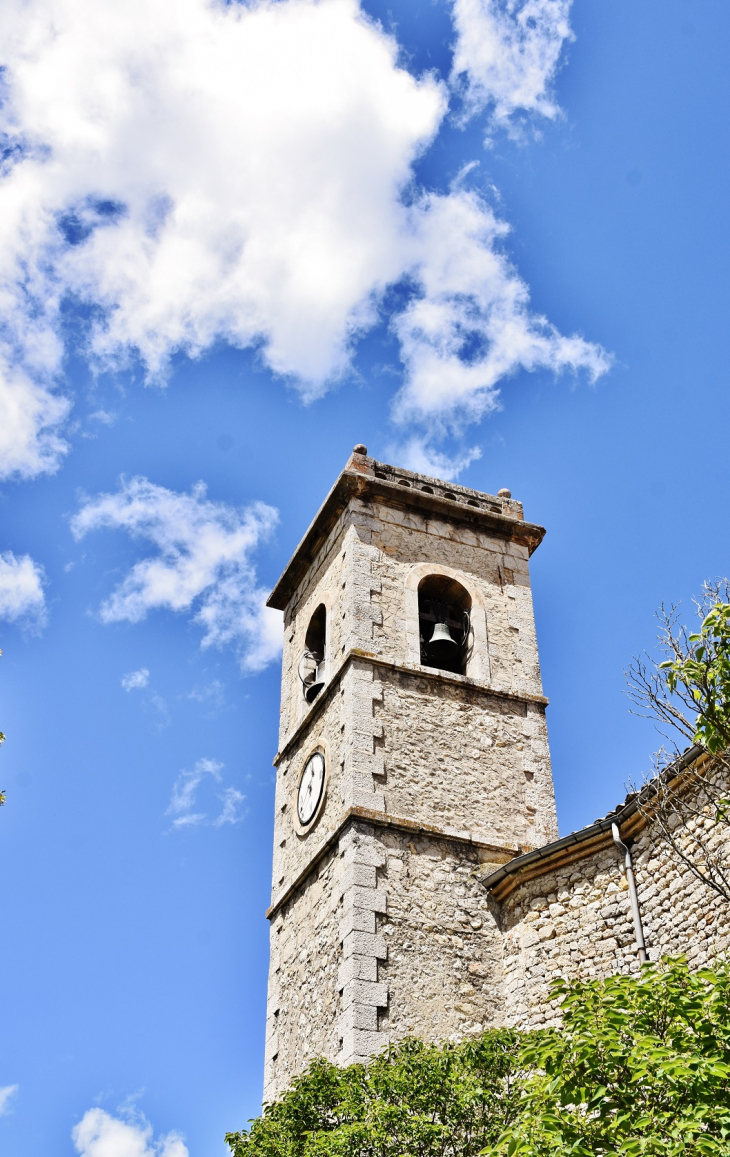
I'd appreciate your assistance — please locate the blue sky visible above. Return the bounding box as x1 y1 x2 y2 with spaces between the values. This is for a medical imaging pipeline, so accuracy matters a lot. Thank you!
1 0 729 1154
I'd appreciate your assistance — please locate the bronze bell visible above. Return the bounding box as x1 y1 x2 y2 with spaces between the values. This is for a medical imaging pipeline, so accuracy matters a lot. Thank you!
429 620 458 656
304 661 326 703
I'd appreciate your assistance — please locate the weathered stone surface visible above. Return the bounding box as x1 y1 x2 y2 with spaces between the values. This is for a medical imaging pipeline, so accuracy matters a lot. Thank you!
499 816 730 1030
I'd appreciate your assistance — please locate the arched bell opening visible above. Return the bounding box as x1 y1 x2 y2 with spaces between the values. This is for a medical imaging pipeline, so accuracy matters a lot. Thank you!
418 575 471 675
298 604 327 704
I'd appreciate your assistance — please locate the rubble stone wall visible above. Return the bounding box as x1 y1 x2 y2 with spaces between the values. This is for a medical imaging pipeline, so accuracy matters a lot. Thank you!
366 498 543 701
265 456 730 1107
377 667 556 851
264 843 343 1102
376 827 506 1045
265 816 508 1102
500 819 730 1030
266 463 565 1100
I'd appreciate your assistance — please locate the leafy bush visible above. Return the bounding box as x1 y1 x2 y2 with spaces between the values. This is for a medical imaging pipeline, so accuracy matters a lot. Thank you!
228 959 730 1157
226 1030 523 1157
492 957 730 1156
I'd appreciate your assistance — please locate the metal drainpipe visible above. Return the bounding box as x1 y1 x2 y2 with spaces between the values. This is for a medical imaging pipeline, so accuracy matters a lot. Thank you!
611 823 648 966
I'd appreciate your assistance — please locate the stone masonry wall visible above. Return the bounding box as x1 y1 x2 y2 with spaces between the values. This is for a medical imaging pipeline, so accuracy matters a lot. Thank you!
264 843 343 1101
277 516 348 747
377 668 555 852
266 455 730 1105
265 820 390 1103
499 816 730 1030
278 502 386 750
270 478 556 1014
267 460 562 1099
367 497 543 700
274 488 558 882
278 487 548 751
272 657 386 903
376 828 506 1045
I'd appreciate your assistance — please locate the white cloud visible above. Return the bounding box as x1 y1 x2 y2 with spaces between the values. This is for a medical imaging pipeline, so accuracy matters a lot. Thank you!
0 1084 18 1116
72 1108 187 1157
167 757 222 822
392 188 610 435
0 366 70 481
0 0 443 476
70 476 281 671
450 0 574 132
166 757 244 828
0 0 606 478
121 667 149 691
187 679 227 716
214 786 247 827
389 436 483 481
0 551 47 628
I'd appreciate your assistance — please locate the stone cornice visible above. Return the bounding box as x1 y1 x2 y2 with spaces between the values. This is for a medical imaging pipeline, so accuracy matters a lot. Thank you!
273 646 549 767
266 805 519 921
267 451 545 612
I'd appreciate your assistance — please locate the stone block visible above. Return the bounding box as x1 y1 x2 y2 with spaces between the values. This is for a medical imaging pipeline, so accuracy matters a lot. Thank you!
341 979 389 1009
339 1028 385 1063
338 954 379 987
340 1003 379 1031
339 863 377 891
342 931 388 960
339 908 376 938
350 886 387 913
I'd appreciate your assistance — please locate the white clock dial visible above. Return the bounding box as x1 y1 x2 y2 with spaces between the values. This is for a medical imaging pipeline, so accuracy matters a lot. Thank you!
297 751 325 826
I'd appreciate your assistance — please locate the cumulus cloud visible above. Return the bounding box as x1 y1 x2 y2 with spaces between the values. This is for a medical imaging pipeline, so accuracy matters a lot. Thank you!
72 1108 187 1157
0 551 47 628
166 757 245 828
390 436 483 481
0 0 442 476
121 667 149 691
70 476 281 671
393 188 610 430
0 1084 18 1116
450 0 574 131
0 0 605 478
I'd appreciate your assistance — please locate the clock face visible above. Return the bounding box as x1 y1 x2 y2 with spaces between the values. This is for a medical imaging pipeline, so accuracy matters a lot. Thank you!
297 751 325 826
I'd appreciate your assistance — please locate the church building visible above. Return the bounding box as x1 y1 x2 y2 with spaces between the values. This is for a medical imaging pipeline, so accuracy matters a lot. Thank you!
262 447 729 1102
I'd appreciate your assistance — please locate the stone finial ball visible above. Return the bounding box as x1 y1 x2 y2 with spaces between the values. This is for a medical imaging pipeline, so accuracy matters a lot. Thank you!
353 444 367 455
498 487 512 499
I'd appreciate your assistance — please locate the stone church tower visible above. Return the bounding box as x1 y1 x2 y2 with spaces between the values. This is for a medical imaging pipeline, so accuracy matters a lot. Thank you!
263 446 558 1102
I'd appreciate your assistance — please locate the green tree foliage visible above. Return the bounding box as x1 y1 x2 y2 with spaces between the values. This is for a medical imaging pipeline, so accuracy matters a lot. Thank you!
229 960 730 1157
226 1031 523 1157
627 581 730 901
491 957 730 1156
627 581 730 758
659 597 730 756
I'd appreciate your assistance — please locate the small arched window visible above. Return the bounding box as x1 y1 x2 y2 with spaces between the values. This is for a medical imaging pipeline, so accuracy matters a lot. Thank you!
418 576 471 675
298 604 327 703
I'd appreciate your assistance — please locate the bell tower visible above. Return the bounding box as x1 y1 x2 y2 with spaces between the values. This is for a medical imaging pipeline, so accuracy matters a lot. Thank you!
263 447 557 1101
